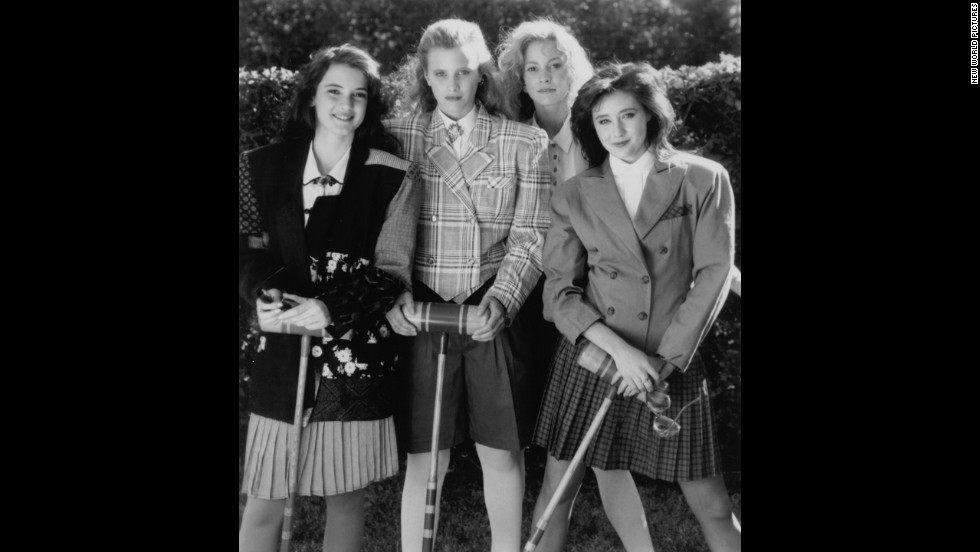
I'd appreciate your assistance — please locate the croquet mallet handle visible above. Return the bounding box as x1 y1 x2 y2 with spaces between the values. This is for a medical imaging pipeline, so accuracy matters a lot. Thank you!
577 340 670 411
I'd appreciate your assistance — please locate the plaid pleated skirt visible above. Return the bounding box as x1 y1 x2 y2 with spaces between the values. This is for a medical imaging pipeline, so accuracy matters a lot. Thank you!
240 413 399 499
531 337 722 482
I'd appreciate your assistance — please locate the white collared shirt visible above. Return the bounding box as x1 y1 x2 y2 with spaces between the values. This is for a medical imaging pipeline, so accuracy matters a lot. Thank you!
302 143 351 225
609 149 657 220
530 113 588 186
438 107 477 159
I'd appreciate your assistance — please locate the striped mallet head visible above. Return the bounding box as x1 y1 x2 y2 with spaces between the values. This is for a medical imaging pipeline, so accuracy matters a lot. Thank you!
576 340 671 413
404 302 489 335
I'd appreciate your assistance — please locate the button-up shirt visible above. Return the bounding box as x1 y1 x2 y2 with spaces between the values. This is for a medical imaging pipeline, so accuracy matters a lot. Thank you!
437 107 477 159
301 144 350 225
528 113 588 186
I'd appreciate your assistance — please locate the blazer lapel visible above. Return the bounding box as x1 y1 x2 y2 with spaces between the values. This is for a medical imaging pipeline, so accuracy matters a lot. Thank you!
631 157 686 239
271 140 312 291
425 109 481 216
458 104 494 183
582 160 647 267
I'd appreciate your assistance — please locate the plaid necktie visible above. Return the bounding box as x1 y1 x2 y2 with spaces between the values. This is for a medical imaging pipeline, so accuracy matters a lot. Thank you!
307 175 341 195
446 122 463 145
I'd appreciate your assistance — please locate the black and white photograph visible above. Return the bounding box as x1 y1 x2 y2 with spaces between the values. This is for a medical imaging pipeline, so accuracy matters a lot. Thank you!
238 1 741 550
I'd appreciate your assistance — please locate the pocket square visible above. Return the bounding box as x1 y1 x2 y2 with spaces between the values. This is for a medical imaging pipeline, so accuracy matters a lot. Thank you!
660 204 693 221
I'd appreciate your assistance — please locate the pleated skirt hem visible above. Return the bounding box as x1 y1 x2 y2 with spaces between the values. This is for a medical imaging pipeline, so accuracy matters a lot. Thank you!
240 413 399 499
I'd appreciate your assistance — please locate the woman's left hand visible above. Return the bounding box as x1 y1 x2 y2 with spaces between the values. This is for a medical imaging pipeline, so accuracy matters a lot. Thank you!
277 293 332 330
471 296 507 342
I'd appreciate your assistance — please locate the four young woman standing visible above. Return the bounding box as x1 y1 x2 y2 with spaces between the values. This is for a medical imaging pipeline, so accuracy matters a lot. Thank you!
240 17 741 552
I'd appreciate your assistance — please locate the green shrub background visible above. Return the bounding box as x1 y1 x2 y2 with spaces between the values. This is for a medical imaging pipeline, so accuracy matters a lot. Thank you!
239 0 740 73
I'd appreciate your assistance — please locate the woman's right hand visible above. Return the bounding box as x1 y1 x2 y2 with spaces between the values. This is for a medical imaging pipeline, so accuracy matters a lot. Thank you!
255 288 283 328
610 344 659 398
386 291 419 336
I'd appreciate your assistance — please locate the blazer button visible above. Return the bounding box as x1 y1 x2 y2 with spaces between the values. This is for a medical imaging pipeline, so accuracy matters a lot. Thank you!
610 271 618 279
641 275 650 283
659 246 669 254
607 307 615 315
638 312 648 321
431 215 438 222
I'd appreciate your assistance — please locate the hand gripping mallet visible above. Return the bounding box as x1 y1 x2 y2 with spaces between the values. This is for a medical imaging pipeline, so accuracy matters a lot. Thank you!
523 340 671 552
255 289 314 552
403 302 488 552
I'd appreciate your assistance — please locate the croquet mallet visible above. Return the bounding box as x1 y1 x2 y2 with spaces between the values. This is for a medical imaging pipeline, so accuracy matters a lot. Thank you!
403 302 488 552
523 341 671 552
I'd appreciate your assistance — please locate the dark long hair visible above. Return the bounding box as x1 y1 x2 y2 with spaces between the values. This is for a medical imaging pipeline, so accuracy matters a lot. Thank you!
282 44 400 153
571 62 676 167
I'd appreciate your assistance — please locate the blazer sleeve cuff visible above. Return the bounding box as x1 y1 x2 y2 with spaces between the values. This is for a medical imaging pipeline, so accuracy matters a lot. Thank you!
555 308 603 344
656 347 693 373
485 287 520 322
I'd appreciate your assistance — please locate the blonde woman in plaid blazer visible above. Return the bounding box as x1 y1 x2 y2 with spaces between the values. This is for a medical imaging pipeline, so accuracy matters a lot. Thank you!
383 18 550 552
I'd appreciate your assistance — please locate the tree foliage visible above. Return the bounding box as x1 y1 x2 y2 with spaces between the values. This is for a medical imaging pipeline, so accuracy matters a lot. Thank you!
239 0 741 73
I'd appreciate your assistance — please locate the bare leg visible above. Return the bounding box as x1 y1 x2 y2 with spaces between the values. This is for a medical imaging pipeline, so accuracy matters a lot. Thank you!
529 455 586 552
239 496 285 552
678 475 741 552
594 469 654 552
475 443 525 552
323 488 366 552
401 449 451 552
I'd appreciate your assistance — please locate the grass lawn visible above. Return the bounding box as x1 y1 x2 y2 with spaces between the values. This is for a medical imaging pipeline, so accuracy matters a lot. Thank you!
239 443 740 551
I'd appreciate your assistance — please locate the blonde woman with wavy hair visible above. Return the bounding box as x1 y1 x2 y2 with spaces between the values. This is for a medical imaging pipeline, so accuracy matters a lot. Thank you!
497 19 594 132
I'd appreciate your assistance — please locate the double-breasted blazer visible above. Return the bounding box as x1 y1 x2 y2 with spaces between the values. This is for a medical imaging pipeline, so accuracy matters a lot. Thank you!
543 151 734 372
385 103 550 317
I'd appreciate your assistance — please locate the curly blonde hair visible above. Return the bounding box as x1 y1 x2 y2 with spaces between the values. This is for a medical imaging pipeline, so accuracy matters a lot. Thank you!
402 18 502 115
495 19 594 121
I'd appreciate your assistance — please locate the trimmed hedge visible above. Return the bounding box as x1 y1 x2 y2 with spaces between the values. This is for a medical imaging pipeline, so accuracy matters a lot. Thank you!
238 54 741 470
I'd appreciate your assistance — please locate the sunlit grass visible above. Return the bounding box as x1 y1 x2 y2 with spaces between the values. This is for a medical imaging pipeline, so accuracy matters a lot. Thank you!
239 443 740 551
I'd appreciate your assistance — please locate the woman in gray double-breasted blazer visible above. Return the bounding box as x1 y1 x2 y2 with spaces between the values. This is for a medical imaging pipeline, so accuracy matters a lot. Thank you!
530 62 741 552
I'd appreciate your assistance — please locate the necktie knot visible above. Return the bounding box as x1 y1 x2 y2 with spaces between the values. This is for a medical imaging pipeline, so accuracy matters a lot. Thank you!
446 122 463 144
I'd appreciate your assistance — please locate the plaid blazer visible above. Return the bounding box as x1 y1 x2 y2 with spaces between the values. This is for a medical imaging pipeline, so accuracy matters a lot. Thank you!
386 103 550 317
